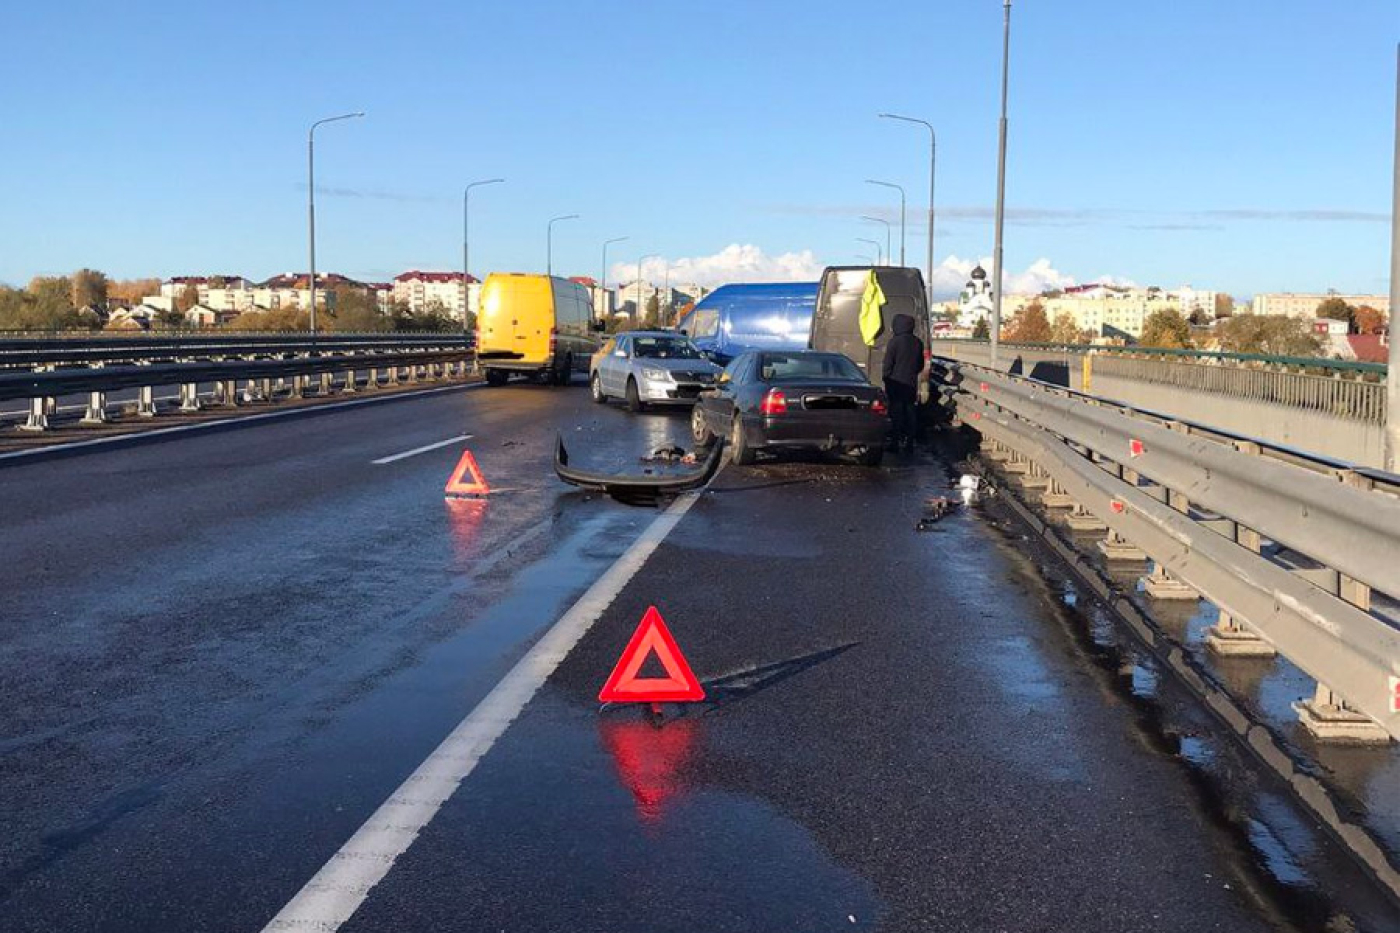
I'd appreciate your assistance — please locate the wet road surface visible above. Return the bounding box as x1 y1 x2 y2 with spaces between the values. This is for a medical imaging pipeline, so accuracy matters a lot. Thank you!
1 382 1392 931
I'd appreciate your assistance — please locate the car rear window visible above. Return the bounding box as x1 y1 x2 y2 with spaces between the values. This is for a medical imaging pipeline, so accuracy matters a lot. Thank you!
758 353 865 382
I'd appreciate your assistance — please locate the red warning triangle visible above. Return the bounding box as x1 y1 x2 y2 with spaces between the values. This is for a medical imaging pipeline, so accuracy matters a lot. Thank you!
599 606 705 703
444 450 490 496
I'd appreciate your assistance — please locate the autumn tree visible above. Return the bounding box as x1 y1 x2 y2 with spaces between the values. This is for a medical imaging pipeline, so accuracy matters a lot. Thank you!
71 268 109 309
1315 296 1354 330
1048 312 1085 345
330 288 388 332
1213 293 1234 319
1352 305 1385 336
971 316 989 340
1139 308 1192 349
176 283 200 314
109 278 161 304
1215 314 1322 356
1005 301 1051 343
643 294 661 329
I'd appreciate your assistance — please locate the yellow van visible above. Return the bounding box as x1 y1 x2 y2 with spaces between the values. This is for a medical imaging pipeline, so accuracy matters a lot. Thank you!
477 274 601 386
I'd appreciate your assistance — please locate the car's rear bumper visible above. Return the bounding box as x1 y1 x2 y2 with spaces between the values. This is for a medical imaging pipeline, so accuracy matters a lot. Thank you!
747 411 887 449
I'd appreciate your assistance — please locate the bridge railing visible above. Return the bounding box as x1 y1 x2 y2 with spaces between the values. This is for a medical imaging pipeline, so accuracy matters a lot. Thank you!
932 337 1388 426
0 333 473 369
1 344 476 432
935 354 1399 743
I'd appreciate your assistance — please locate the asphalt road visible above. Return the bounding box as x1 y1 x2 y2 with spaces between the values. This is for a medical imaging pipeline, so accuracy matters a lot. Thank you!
0 380 1390 931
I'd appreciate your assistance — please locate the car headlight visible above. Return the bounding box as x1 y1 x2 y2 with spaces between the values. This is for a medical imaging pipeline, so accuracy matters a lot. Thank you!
642 368 673 381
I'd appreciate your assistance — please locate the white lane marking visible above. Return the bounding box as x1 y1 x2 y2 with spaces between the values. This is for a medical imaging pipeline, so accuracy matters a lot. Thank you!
0 383 487 463
372 434 474 465
260 490 702 932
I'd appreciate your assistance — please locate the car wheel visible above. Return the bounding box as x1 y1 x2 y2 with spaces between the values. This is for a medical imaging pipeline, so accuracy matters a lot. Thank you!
690 405 716 447
590 372 607 403
856 446 884 467
484 369 508 387
729 414 754 465
625 378 645 413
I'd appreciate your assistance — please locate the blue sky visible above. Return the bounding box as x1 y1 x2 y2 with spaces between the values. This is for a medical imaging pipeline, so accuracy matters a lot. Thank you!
0 0 1395 298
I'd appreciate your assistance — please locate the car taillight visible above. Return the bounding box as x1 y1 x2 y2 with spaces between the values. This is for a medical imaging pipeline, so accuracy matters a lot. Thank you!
871 396 887 415
759 388 788 414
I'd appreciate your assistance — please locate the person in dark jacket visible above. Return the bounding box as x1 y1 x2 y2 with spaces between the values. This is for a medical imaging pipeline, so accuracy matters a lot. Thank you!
881 313 926 453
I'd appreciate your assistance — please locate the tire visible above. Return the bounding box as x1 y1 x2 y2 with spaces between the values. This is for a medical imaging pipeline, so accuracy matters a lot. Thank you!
625 378 645 413
856 446 884 467
690 404 716 448
729 413 754 465
590 372 607 404
484 369 508 387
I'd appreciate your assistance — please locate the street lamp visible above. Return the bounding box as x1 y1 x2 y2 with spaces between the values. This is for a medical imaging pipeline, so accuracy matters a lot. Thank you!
991 0 1013 367
866 179 906 266
855 253 877 266
600 236 629 324
856 237 883 266
860 215 892 265
547 214 580 277
879 112 936 311
307 111 364 335
463 178 504 336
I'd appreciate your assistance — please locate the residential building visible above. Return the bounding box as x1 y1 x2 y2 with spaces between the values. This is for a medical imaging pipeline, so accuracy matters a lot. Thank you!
1250 291 1390 319
392 271 478 320
1175 285 1218 321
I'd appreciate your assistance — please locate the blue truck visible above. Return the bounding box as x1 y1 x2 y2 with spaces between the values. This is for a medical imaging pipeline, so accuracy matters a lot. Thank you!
675 282 818 364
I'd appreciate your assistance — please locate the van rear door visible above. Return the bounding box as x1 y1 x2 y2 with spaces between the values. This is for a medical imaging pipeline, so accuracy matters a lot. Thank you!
810 267 928 378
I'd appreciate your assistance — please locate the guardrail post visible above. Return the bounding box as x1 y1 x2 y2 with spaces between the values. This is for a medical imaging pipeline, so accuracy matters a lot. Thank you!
981 438 1010 461
406 364 420 385
1205 610 1277 657
217 380 238 406
1142 563 1197 600
260 378 273 401
1295 683 1391 744
20 396 50 431
1065 503 1107 531
1041 479 1075 509
343 368 358 394
1097 530 1146 562
319 372 334 395
386 365 401 386
1019 460 1052 489
366 367 379 390
137 385 157 418
81 391 107 425
179 383 201 412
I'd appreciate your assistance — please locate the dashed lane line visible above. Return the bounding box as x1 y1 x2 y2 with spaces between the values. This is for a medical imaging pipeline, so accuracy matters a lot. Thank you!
260 489 702 932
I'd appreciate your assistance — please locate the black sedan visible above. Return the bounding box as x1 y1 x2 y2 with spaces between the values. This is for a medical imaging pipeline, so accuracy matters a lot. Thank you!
691 350 888 466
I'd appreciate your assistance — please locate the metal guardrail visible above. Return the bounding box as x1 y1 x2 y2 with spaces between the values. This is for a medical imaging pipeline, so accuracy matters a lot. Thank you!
0 334 472 368
935 356 1400 743
933 338 1388 427
2 347 475 431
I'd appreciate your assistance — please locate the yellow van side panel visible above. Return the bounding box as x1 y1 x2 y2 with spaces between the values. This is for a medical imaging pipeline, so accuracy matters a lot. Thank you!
478 274 554 365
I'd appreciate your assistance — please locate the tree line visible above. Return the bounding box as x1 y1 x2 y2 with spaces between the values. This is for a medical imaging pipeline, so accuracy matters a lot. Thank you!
986 294 1388 358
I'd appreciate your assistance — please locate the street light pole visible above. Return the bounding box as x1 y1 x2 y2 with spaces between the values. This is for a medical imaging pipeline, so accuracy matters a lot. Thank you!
857 237 883 267
879 113 936 312
990 0 1013 367
1386 45 1400 471
307 111 364 336
463 178 504 337
867 179 906 266
860 215 892 266
601 236 629 325
547 214 580 277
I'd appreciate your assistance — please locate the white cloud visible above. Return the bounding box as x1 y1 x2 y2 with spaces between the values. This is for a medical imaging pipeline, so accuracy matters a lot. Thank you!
611 244 823 289
931 254 1135 298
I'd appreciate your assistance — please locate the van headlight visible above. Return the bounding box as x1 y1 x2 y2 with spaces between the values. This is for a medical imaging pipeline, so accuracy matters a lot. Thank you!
642 368 673 381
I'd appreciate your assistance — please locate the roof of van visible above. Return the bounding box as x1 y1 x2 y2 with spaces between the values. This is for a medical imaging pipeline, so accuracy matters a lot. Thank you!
696 282 819 303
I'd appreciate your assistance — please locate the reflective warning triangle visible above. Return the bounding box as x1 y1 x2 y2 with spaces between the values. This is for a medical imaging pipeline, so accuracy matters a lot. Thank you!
599 606 705 703
444 450 490 496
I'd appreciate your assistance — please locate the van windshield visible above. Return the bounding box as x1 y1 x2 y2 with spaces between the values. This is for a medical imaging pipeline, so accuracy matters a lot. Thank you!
632 336 702 359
